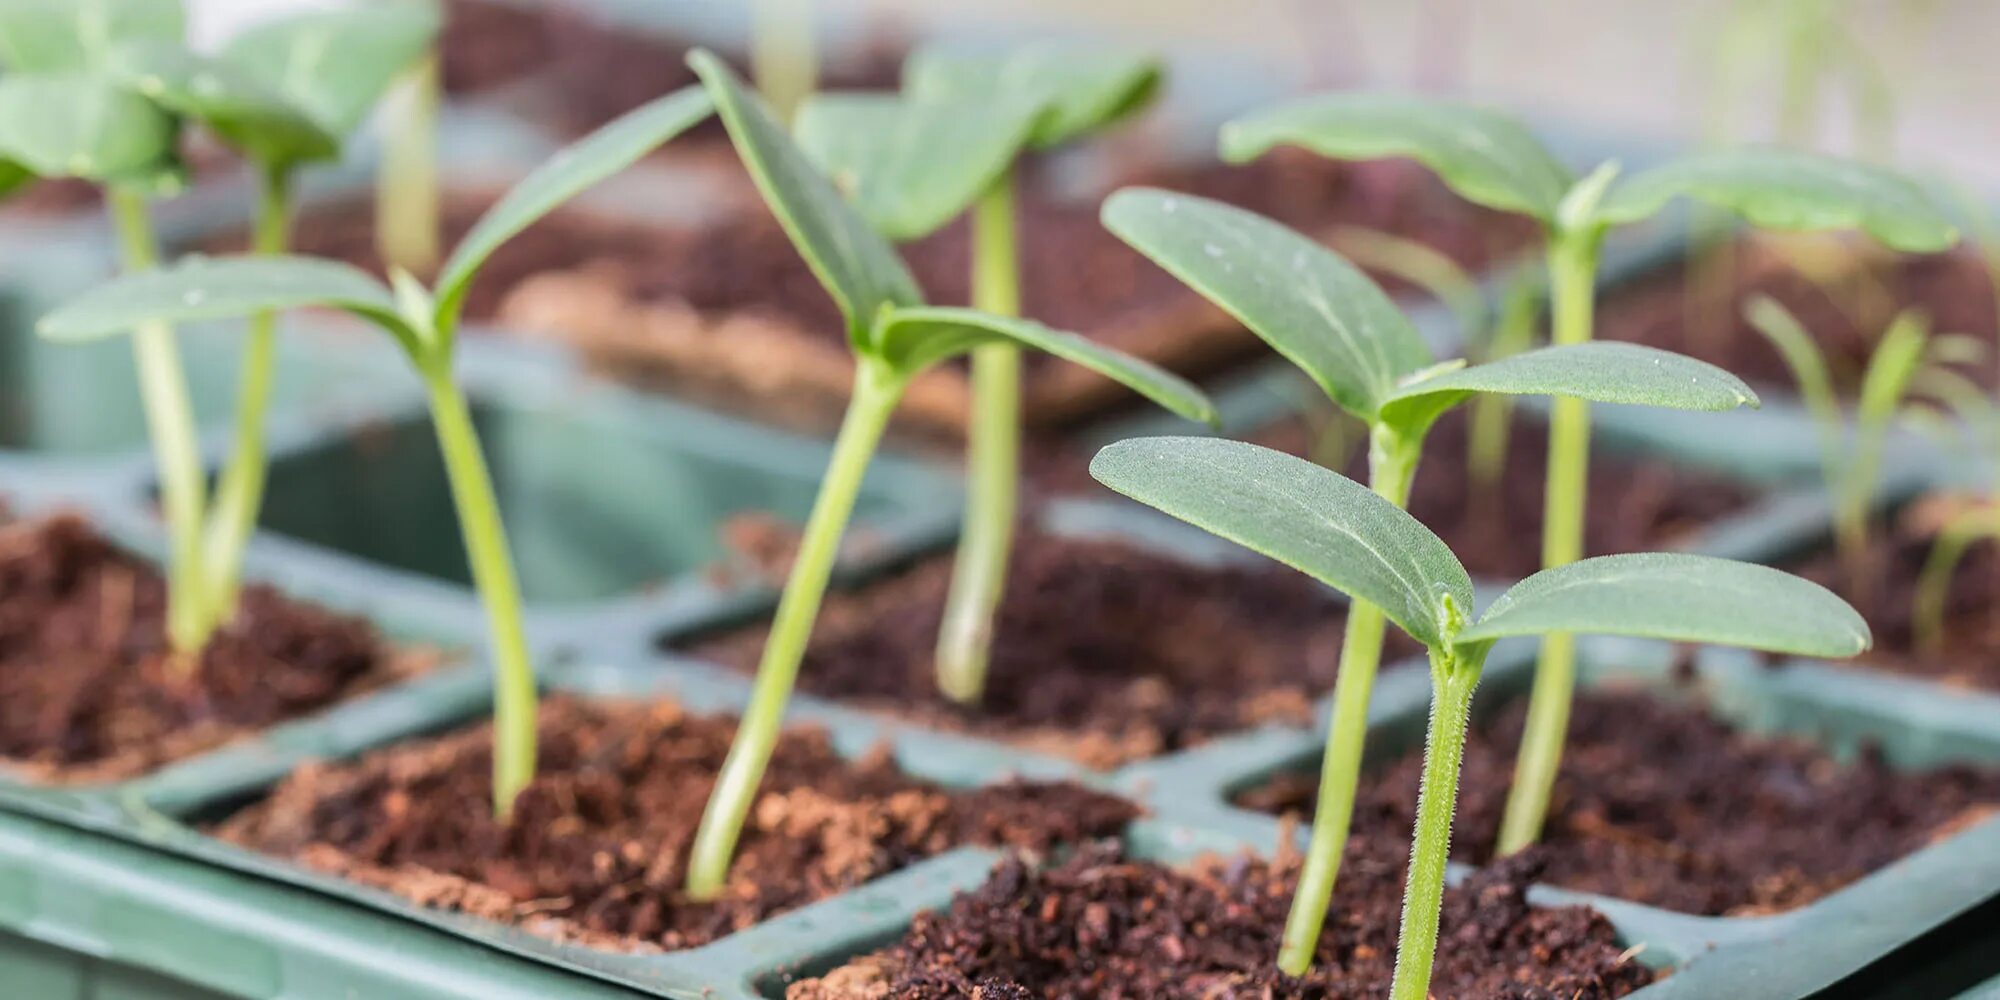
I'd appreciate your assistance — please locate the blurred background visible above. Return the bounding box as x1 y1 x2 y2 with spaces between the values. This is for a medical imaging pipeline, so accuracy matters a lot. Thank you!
188 0 2000 186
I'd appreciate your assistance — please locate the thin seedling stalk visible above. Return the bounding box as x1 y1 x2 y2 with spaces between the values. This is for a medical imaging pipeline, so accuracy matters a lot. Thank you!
419 353 537 818
750 0 818 125
1496 225 1600 854
378 52 441 275
199 161 294 632
107 187 209 657
687 358 906 898
1467 280 1540 490
936 167 1021 705
1387 644 1487 1000
1276 426 1421 976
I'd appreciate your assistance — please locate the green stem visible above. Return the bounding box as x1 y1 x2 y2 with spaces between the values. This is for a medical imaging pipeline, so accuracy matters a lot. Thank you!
1467 280 1540 490
1388 645 1487 1000
198 162 293 632
935 170 1020 705
687 359 905 898
1277 425 1421 977
378 51 441 275
422 357 536 818
108 187 209 655
1496 228 1599 855
750 0 819 125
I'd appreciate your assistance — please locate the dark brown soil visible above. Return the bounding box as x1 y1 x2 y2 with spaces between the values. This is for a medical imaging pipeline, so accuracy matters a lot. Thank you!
1600 239 1997 397
0 513 429 783
1033 407 1759 581
785 840 1655 999
1787 492 2000 691
215 696 1139 952
1236 684 2000 916
681 529 1371 769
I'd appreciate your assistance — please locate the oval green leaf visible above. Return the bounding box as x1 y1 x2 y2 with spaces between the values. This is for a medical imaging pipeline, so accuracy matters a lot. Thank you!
1457 552 1870 658
1597 148 1959 252
794 92 1040 240
110 41 337 168
220 2 439 140
0 73 179 185
38 254 411 349
691 49 922 345
435 84 713 326
1089 436 1471 647
1102 187 1433 422
1220 94 1574 223
904 43 1161 149
0 0 183 72
1378 342 1760 436
875 306 1217 425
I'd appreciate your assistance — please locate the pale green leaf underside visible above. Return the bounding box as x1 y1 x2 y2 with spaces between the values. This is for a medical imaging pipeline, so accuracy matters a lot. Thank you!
1102 188 1432 421
436 85 713 325
877 307 1218 425
1090 437 1470 647
0 0 183 72
1597 148 1959 252
692 50 921 343
0 74 178 184
1220 94 1574 223
1459 553 1870 657
794 92 1039 240
220 2 438 140
110 42 337 167
1377 342 1760 434
903 43 1161 149
38 254 409 345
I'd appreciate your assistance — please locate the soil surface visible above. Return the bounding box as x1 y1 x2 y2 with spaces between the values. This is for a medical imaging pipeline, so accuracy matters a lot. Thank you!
785 840 1655 999
1599 239 1997 397
1787 492 2000 691
1033 408 1759 581
215 696 1139 951
1236 684 2000 916
0 513 427 783
682 529 1370 769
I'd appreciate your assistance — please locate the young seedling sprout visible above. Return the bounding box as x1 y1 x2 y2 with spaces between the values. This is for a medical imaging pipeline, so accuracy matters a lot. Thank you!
1220 93 1956 852
376 2 444 275
1745 294 1969 596
0 0 437 656
39 87 717 817
1103 188 1759 974
795 42 1161 705
682 52 1213 900
1091 435 1870 999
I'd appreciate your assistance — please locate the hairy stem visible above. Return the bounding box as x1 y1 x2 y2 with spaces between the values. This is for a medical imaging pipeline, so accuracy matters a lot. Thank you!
423 357 536 818
687 360 904 898
1496 227 1599 854
109 188 209 656
1277 426 1421 976
936 170 1020 705
377 51 441 275
199 162 293 632
1388 647 1486 1000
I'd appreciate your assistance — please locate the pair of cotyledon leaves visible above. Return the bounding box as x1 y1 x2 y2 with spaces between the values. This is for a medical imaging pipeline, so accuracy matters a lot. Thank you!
0 0 437 195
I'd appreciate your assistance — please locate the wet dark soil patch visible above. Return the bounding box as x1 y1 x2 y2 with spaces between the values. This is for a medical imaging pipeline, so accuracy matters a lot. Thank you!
1033 408 1759 581
1787 492 2000 691
681 529 1371 769
1236 685 2000 915
0 513 430 783
1599 240 1996 397
215 696 1138 951
785 841 1655 999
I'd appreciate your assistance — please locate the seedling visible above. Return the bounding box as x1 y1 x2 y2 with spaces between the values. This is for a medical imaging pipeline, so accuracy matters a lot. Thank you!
795 42 1161 705
39 87 717 817
683 52 1212 900
1092 435 1869 999
1104 187 1758 974
0 0 437 655
377 7 443 276
1221 93 1956 852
